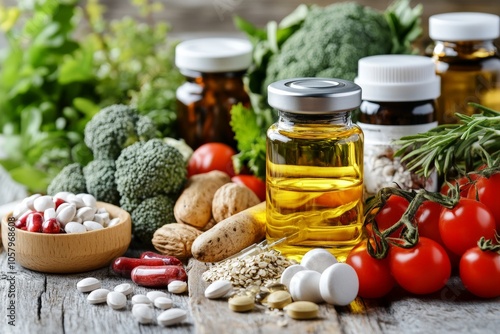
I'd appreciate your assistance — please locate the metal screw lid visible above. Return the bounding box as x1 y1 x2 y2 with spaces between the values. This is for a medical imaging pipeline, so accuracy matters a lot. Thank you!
175 38 253 73
267 78 361 114
429 12 500 41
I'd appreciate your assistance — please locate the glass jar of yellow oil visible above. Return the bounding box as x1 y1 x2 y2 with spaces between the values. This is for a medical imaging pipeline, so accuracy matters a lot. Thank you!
266 78 364 262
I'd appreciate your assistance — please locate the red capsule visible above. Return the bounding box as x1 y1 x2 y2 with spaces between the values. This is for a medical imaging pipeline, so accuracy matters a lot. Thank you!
15 211 32 229
111 257 166 278
42 218 61 234
53 197 66 210
26 212 44 233
139 251 183 266
131 265 188 288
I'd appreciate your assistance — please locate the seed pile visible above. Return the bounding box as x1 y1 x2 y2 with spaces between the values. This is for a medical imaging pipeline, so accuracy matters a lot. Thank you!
202 250 297 288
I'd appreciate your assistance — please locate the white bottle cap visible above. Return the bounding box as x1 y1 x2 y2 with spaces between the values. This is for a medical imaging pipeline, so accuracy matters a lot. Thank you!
175 37 253 73
354 55 441 102
429 12 500 41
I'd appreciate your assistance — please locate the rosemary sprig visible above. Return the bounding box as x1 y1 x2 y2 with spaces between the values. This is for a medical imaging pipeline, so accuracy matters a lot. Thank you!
395 103 500 178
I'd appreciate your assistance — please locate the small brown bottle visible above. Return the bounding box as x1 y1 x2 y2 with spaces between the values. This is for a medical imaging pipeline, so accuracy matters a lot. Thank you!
428 12 500 124
175 38 252 150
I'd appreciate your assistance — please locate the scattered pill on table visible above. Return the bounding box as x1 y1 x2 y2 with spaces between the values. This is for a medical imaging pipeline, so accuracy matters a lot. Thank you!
107 291 127 310
132 294 153 305
300 249 338 273
114 283 133 296
280 264 307 289
77 277 101 292
205 280 233 299
319 263 359 306
284 301 319 320
132 304 154 324
228 295 255 313
267 290 293 309
168 280 188 294
154 297 173 310
146 290 169 303
289 270 323 303
87 288 110 304
157 308 187 327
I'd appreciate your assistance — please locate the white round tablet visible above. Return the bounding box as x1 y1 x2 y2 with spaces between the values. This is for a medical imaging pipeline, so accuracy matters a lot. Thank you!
280 264 307 289
320 263 359 306
289 270 323 303
300 248 338 273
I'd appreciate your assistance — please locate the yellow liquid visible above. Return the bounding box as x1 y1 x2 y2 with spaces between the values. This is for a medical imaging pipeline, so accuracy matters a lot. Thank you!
266 122 364 262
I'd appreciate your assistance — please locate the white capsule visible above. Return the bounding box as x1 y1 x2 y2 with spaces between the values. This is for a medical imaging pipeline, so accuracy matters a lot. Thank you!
114 283 133 296
67 194 85 209
87 288 110 304
300 249 338 273
44 208 56 220
56 204 77 225
146 291 168 303
80 194 97 210
154 297 173 310
77 206 96 222
83 220 104 231
157 308 187 327
65 222 87 233
204 280 233 299
107 217 121 228
289 270 323 303
76 277 101 292
131 294 152 305
107 291 127 310
168 280 187 294
132 304 154 324
319 263 359 306
22 194 41 211
280 264 307 289
12 203 30 220
33 195 55 212
94 212 110 225
53 192 73 201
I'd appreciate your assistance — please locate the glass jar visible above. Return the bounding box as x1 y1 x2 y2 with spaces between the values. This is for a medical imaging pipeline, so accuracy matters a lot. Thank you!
428 12 500 124
266 78 364 262
175 38 252 150
354 55 440 198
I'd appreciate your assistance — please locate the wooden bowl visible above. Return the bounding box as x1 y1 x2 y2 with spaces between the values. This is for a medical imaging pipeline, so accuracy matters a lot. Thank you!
1 202 131 274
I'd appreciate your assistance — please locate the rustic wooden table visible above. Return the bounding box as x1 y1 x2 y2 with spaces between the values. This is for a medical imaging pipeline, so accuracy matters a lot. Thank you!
1 244 499 334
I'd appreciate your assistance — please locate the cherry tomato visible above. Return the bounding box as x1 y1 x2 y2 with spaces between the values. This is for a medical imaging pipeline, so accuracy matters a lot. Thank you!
187 142 236 177
414 201 443 244
389 237 451 295
439 198 496 256
346 240 395 299
467 172 500 230
366 195 409 238
440 174 477 197
231 175 266 202
460 247 500 298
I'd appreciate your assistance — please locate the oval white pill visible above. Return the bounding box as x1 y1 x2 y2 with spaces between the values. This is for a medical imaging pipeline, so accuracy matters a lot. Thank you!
65 222 87 233
107 291 127 310
132 304 154 324
57 205 77 224
280 264 307 289
44 208 56 220
77 207 96 222
76 277 101 292
107 217 121 227
22 194 41 211
157 308 187 327
87 288 110 304
80 194 97 209
154 297 173 310
319 262 359 306
114 283 133 296
83 220 104 231
205 280 233 299
132 294 152 305
289 270 323 303
33 195 55 212
301 248 337 273
168 280 187 294
146 291 168 303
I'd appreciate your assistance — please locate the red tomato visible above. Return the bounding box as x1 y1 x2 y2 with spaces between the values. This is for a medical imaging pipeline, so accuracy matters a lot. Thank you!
440 174 477 197
460 247 500 298
366 195 409 238
346 240 395 299
187 143 236 177
439 198 496 256
389 237 451 295
414 201 443 244
231 175 266 202
467 172 500 230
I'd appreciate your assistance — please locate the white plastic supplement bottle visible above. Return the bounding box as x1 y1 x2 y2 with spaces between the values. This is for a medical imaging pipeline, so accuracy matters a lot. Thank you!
266 78 364 262
354 55 441 198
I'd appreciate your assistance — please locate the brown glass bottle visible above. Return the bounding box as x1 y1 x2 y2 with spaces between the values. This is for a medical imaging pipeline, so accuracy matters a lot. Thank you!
428 12 500 124
175 38 252 150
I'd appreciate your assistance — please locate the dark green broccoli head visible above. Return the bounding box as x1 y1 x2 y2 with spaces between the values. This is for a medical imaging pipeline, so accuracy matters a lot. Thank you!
84 104 158 160
115 138 187 200
119 196 142 214
130 195 176 245
47 163 87 196
82 159 120 205
264 3 393 92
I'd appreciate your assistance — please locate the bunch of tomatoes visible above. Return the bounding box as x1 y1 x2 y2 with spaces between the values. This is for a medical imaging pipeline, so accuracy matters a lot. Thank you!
347 170 500 299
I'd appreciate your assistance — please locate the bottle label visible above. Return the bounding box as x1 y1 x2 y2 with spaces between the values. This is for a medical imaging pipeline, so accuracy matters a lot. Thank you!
358 122 438 198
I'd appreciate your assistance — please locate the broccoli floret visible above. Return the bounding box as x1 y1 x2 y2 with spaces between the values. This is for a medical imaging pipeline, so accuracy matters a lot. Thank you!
119 196 142 214
82 159 120 205
130 195 176 245
47 163 87 196
115 139 187 200
84 104 158 160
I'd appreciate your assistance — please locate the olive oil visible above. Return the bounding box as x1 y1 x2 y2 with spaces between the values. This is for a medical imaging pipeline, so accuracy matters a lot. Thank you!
266 78 363 262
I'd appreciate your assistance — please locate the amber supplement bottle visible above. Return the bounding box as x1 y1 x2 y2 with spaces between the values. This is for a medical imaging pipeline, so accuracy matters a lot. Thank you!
175 38 252 150
355 55 440 198
266 78 364 262
428 12 500 124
